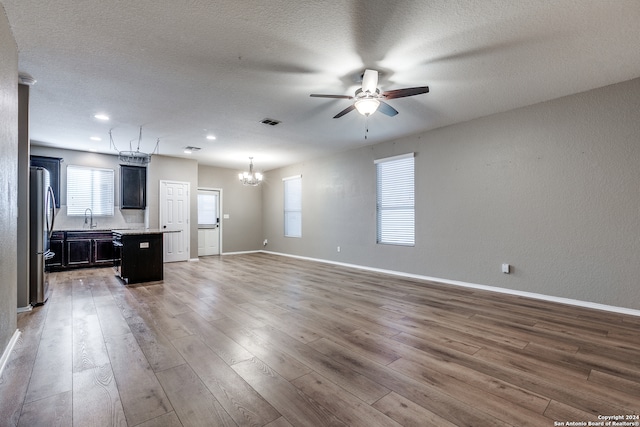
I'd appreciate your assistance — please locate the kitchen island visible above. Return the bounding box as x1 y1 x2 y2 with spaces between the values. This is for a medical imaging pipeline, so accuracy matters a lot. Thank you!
112 229 164 284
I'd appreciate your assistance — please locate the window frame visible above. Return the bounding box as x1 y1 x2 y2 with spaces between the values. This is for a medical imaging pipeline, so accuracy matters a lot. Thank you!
66 164 115 216
375 153 415 246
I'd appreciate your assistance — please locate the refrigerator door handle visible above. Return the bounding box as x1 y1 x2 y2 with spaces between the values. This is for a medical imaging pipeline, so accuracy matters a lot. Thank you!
45 186 57 238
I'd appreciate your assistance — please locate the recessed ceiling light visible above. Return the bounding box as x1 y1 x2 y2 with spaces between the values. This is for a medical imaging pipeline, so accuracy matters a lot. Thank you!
90 136 102 141
94 114 109 121
206 135 216 140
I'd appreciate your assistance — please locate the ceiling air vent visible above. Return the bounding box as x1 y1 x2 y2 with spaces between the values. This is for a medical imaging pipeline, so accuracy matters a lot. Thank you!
260 118 281 126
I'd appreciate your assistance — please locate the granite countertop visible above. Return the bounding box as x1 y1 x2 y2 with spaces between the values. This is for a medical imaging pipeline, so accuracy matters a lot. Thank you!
112 228 166 235
55 228 114 232
55 228 176 235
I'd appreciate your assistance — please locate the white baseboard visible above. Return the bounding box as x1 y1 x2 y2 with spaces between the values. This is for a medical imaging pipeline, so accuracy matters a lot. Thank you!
0 330 21 379
222 250 261 256
188 258 200 262
260 250 640 317
17 305 32 314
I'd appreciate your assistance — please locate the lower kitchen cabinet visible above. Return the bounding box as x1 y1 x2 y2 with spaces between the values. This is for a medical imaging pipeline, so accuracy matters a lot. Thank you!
94 237 114 265
66 238 92 266
46 232 65 270
47 231 115 270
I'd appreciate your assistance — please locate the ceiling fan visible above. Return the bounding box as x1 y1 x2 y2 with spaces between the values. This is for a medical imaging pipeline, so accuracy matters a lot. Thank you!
310 69 429 118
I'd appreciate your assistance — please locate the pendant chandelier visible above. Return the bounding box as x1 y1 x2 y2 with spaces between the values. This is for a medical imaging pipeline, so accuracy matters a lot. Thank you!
238 157 263 186
109 127 159 165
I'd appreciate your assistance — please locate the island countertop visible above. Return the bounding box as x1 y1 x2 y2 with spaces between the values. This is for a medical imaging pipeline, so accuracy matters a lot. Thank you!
53 228 178 235
112 229 167 235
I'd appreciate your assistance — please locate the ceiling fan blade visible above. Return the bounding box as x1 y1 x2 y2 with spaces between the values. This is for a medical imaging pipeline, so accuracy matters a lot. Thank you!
361 69 378 94
378 101 399 117
333 104 356 118
382 86 429 99
310 94 354 99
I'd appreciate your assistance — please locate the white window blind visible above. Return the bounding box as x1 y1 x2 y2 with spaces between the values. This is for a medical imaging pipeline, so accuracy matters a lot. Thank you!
197 191 219 228
67 165 114 216
375 153 415 246
283 175 302 238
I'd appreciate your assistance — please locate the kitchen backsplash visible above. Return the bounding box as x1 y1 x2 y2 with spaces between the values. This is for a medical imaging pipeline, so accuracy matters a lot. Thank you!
54 205 145 231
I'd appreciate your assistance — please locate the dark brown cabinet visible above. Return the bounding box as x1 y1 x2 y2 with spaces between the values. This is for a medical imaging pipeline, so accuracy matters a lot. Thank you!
94 237 115 265
46 231 65 270
113 231 163 284
66 238 92 266
52 231 115 269
31 155 61 208
120 165 146 209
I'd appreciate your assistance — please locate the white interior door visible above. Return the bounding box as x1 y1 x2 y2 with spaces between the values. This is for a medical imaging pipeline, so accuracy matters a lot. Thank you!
197 189 220 256
160 180 190 262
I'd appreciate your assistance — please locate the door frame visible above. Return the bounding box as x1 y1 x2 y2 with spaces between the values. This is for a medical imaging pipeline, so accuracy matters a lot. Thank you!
159 180 190 262
197 187 223 255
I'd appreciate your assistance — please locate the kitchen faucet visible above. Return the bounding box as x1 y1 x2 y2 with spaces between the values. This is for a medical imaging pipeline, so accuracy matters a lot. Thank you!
84 208 97 229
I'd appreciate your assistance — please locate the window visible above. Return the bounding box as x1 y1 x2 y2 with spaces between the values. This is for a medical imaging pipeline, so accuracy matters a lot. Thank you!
197 190 219 228
67 165 114 216
283 175 302 237
376 153 415 246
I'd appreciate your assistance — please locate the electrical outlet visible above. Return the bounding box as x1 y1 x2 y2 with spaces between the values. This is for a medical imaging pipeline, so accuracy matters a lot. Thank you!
502 263 510 274
263 239 268 246
337 246 341 252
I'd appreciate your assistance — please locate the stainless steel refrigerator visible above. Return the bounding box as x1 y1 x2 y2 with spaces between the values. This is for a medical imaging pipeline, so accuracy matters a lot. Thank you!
29 166 56 306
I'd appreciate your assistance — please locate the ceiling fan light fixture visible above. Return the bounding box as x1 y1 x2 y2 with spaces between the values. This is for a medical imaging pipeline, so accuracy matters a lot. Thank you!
355 98 380 116
18 72 37 86
183 146 201 154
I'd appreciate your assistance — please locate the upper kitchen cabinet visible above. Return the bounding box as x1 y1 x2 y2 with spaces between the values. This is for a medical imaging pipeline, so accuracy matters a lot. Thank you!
30 155 61 208
120 165 146 209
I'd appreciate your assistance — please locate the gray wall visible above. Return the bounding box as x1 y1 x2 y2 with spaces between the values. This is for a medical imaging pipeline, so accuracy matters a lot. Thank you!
198 164 263 253
17 84 30 308
263 77 640 311
0 5 18 353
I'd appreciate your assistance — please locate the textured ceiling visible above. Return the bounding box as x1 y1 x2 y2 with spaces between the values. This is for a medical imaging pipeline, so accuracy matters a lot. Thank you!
4 0 640 171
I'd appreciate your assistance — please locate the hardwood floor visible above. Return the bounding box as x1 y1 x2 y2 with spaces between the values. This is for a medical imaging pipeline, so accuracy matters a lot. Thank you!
1 253 638 426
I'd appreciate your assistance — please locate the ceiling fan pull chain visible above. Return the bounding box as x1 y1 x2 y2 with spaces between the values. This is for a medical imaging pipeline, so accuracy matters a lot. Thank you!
365 117 369 140
137 126 143 151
